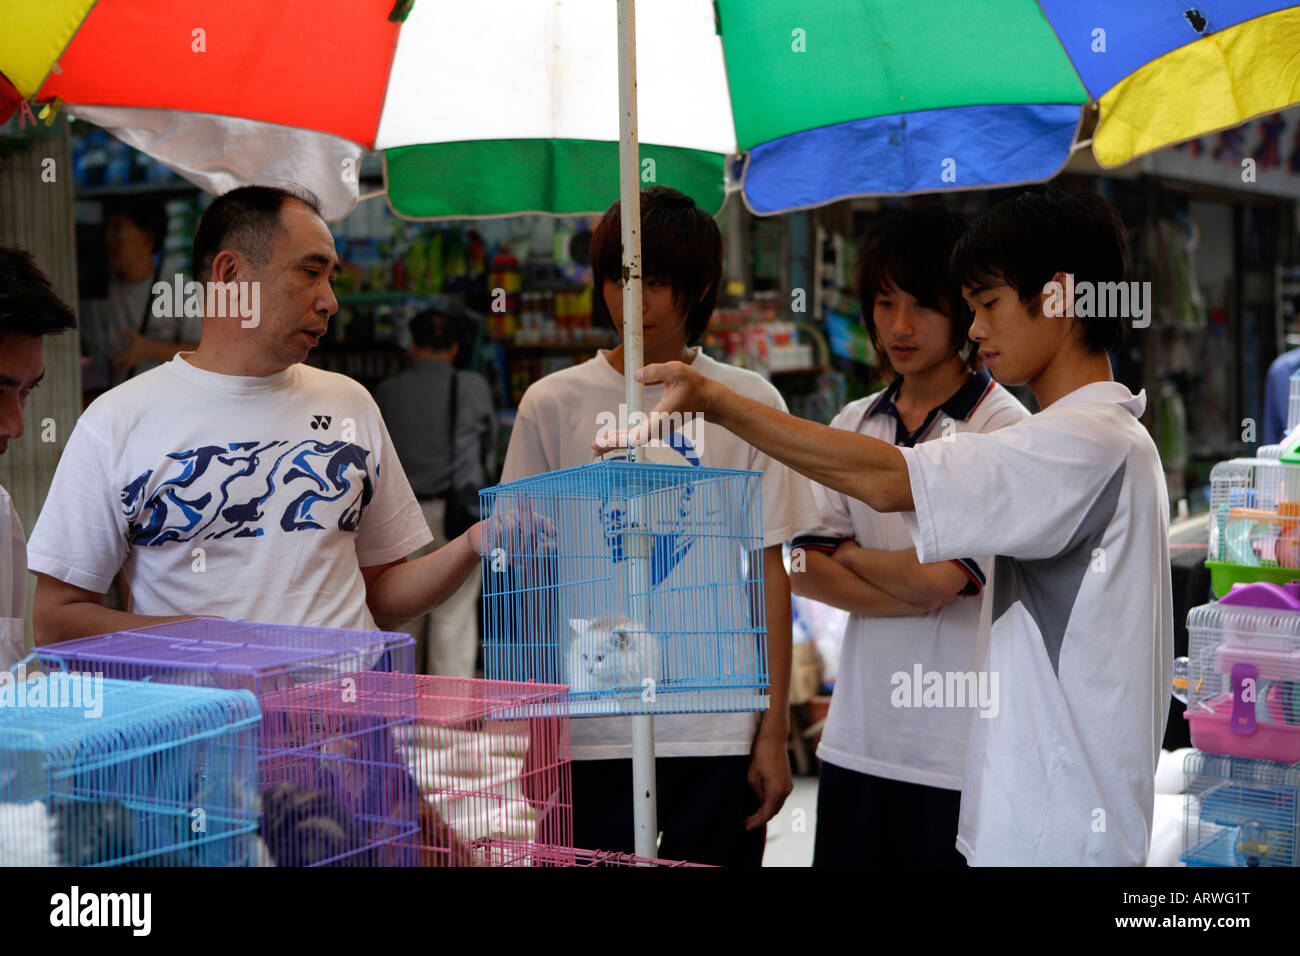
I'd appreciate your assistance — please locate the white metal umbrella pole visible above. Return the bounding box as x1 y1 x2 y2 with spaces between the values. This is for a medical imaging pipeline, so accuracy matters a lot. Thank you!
617 0 658 862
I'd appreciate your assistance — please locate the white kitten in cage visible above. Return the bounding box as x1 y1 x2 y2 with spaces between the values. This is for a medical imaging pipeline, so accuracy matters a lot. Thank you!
565 618 659 695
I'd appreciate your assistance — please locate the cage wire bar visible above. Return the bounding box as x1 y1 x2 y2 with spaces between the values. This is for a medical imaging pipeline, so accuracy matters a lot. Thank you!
1207 458 1293 571
35 618 419 866
1182 751 1300 867
396 675 572 866
481 460 768 715
0 673 260 866
521 844 712 867
1184 599 1300 764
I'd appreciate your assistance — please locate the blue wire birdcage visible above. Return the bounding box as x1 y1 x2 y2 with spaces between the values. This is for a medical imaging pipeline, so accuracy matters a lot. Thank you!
0 673 260 867
480 459 768 716
1182 751 1300 867
35 619 421 866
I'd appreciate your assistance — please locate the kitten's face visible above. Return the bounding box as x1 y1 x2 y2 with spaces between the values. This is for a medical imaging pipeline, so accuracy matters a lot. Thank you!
568 618 636 681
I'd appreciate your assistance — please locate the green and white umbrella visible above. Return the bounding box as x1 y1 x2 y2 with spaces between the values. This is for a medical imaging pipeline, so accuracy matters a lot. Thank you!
14 1 1300 220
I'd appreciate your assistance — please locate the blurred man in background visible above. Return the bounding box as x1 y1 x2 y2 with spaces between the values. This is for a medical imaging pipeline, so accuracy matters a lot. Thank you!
376 308 496 676
80 198 198 395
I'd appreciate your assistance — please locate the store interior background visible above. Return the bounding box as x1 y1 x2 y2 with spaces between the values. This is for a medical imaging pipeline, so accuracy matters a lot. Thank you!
4 107 1300 865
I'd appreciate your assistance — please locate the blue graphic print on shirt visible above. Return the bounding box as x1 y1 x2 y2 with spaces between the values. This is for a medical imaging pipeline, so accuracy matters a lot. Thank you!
121 440 376 545
598 432 701 588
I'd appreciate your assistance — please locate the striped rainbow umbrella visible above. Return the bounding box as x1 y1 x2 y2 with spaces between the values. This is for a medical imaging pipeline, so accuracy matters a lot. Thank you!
5 1 1300 220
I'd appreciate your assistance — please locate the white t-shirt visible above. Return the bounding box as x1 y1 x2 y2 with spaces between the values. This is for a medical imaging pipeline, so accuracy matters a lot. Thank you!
0 484 27 671
797 372 1028 789
28 355 432 631
501 349 821 760
899 381 1173 865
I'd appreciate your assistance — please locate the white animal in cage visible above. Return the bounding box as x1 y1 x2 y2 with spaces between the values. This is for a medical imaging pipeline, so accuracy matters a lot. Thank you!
0 803 59 866
566 618 659 694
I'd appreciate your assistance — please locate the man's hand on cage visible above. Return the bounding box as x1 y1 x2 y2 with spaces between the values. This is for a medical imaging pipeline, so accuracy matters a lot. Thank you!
469 504 556 557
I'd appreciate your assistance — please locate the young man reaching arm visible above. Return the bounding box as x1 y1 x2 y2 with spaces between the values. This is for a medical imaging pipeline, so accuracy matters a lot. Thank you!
601 189 1174 867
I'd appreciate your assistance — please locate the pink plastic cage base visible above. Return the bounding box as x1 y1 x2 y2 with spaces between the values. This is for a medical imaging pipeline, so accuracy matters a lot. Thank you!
1186 695 1300 764
404 675 573 867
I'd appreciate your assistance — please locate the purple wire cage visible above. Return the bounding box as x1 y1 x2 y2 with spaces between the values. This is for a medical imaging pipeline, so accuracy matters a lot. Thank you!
36 619 418 866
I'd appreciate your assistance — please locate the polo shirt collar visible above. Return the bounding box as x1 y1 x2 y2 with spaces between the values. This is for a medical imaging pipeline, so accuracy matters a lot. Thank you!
866 369 995 446
1048 380 1146 418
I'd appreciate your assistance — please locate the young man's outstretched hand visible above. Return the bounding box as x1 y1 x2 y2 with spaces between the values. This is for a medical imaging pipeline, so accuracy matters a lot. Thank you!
592 359 914 515
592 360 715 452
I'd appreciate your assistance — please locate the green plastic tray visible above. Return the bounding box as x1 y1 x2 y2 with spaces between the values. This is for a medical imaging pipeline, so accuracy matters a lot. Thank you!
1205 561 1300 599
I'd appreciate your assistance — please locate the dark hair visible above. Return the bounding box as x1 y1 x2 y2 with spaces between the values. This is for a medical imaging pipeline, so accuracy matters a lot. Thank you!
950 187 1129 354
191 184 323 282
0 245 77 344
409 310 459 352
104 198 167 255
854 207 974 376
590 186 722 347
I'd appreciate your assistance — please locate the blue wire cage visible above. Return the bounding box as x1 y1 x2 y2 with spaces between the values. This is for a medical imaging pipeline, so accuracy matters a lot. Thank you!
480 459 768 716
35 619 421 866
1182 751 1300 867
0 675 260 867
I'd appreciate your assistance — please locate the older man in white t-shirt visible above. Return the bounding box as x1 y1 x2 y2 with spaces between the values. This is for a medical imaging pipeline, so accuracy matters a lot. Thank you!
0 245 78 671
29 186 482 645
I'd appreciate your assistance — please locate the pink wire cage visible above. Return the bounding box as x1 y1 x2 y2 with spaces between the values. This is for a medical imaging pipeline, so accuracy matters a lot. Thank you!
400 675 573 867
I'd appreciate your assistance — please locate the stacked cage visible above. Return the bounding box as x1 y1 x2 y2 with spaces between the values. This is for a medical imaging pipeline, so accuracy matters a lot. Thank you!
397 675 572 866
35 618 419 867
480 460 769 716
1177 380 1300 866
1183 587 1300 766
1208 373 1300 596
0 673 259 866
1182 751 1299 867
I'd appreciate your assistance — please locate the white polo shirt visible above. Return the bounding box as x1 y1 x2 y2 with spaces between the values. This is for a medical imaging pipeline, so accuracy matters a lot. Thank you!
794 370 1028 789
900 381 1173 865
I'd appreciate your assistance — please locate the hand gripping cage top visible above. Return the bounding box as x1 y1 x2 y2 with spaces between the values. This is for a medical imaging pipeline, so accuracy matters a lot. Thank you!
479 460 769 715
0 674 260 867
